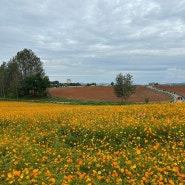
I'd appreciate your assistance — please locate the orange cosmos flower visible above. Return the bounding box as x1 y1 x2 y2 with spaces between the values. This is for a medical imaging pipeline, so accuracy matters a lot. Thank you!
50 177 56 183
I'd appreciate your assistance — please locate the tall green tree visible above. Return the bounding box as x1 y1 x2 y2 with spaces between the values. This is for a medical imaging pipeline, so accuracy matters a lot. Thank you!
23 73 50 97
113 73 135 102
0 62 8 98
7 60 21 98
13 48 44 81
0 48 50 98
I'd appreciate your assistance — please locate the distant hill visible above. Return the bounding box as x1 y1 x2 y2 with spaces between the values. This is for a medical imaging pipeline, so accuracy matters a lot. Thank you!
163 83 185 86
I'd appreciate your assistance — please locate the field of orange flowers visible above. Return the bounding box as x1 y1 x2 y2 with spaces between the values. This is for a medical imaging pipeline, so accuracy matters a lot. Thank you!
0 101 185 185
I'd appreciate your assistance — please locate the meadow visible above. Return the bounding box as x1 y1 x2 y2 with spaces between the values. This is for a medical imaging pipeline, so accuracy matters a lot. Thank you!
0 101 185 185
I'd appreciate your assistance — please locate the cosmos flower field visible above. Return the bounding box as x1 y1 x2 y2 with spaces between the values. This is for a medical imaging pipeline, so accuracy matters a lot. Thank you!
0 101 185 184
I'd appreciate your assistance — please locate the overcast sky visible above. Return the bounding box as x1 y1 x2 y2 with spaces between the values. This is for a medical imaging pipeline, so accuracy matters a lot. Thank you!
1 0 185 84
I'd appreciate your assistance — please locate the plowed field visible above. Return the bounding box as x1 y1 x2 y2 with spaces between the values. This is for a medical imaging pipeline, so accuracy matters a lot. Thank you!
156 85 185 96
48 86 170 102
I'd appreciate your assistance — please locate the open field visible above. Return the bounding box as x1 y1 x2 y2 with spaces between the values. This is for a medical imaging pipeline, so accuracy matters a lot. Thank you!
48 86 170 102
0 101 185 184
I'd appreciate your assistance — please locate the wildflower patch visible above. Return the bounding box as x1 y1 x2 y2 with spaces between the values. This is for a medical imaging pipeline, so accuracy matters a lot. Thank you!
0 102 185 184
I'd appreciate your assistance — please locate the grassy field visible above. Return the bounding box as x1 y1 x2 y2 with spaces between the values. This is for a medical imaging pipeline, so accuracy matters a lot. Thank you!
0 101 185 184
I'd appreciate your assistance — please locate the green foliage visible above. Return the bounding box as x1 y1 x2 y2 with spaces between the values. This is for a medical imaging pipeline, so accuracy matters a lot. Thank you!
0 49 49 98
50 81 60 87
22 73 50 97
145 97 150 103
113 73 135 102
86 82 96 86
15 49 44 79
110 82 114 86
0 62 8 98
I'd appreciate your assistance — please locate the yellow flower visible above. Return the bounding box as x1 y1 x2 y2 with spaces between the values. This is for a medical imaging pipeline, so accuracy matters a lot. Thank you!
14 161 18 165
153 143 159 150
13 170 21 177
136 149 141 155
50 178 56 183
7 173 13 178
97 171 102 175
120 168 125 173
115 178 122 184
168 179 175 185
131 164 136 169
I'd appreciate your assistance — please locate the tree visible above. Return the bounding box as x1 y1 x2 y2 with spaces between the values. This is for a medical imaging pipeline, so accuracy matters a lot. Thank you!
12 48 44 81
113 73 135 102
0 62 8 98
7 60 21 98
22 73 50 97
50 81 60 88
0 48 50 98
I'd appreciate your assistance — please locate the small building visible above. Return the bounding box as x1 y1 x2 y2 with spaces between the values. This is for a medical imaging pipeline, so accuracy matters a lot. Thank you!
67 79 71 84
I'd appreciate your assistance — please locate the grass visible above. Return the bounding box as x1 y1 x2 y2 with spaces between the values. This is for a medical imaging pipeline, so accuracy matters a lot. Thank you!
0 102 185 184
0 96 137 105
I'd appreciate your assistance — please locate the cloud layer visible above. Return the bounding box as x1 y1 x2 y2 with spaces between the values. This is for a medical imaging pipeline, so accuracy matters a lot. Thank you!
1 0 185 84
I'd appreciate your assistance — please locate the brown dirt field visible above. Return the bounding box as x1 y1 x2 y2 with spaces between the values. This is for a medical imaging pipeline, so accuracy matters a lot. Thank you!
48 86 170 102
156 85 185 96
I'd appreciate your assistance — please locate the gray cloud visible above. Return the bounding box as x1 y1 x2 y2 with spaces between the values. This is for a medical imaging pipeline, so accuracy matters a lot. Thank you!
0 0 185 84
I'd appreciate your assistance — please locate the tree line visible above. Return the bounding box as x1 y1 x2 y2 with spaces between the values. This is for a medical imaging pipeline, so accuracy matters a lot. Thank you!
0 49 50 98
